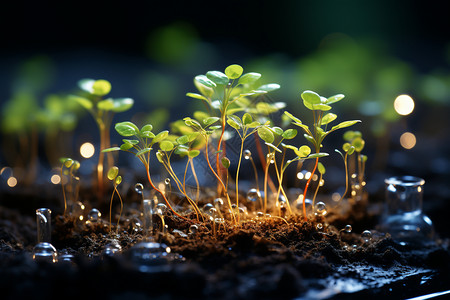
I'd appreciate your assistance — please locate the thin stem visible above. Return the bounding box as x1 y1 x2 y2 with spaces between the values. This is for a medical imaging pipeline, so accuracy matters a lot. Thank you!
216 114 227 195
338 152 350 202
189 158 200 203
263 153 270 213
312 172 323 209
249 156 260 192
235 138 245 222
183 158 202 222
301 156 319 221
61 165 67 216
253 132 277 194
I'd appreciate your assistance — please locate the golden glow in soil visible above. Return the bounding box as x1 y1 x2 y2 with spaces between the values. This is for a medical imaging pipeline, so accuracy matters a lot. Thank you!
7 176 17 187
400 132 417 149
80 142 95 158
51 174 61 184
394 94 415 116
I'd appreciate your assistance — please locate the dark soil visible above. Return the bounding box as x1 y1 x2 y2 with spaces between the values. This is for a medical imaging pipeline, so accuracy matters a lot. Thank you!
1 187 450 300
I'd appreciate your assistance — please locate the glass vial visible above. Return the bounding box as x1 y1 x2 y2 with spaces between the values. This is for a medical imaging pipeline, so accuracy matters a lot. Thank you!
36 208 52 243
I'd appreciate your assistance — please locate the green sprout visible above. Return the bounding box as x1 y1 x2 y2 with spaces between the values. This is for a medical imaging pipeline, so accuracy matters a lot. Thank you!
335 144 355 203
60 158 81 216
107 166 123 234
70 79 134 201
343 130 367 202
284 90 360 220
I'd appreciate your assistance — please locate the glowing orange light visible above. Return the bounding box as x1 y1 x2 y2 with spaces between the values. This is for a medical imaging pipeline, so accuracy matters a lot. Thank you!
400 132 416 149
80 142 95 158
394 95 415 116
51 174 61 184
7 176 17 187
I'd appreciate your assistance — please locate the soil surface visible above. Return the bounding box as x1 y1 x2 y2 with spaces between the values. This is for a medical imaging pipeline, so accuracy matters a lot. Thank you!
1 186 450 300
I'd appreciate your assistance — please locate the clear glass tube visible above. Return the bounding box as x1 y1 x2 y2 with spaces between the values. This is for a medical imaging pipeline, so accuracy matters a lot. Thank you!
36 208 52 243
143 197 157 236
381 176 434 246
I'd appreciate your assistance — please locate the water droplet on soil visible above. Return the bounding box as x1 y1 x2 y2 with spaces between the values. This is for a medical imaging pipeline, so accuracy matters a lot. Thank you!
88 208 101 222
344 225 352 233
244 149 252 160
247 189 260 202
314 202 327 216
361 230 372 243
135 183 144 194
33 242 58 263
189 224 198 234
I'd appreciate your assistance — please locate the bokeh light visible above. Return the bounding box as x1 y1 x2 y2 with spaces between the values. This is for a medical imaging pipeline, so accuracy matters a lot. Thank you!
400 132 417 149
80 142 95 158
7 176 17 187
50 174 61 184
394 95 415 116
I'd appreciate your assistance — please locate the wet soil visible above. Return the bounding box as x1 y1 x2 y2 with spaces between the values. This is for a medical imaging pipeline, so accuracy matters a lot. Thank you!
1 188 450 300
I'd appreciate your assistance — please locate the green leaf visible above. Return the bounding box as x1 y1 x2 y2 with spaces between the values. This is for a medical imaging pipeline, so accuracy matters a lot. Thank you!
242 113 252 125
102 147 121 152
304 134 316 145
193 111 210 122
361 154 368 163
307 152 329 159
282 128 297 139
176 135 189 145
111 98 134 112
209 125 222 130
140 131 155 139
227 119 241 130
194 80 214 98
188 149 200 158
326 94 345 105
63 158 74 168
351 137 365 152
156 151 164 163
203 117 220 127
265 142 282 153
159 140 174 152
188 132 200 142
238 72 261 85
257 83 280 92
123 139 139 145
284 111 303 124
347 145 356 155
107 166 119 180
115 175 122 185
186 92 208 101
303 99 332 111
271 126 283 136
343 143 352 152
152 130 169 144
301 90 322 104
343 130 362 141
298 145 311 157
92 79 112 96
206 71 229 85
78 79 95 94
247 121 260 128
195 75 216 88
141 124 153 132
70 95 93 110
320 113 337 125
115 122 139 137
330 120 361 132
97 99 114 110
318 162 326 174
136 147 152 157
120 143 134 151
228 115 242 127
257 126 274 144
225 64 243 79
221 157 231 169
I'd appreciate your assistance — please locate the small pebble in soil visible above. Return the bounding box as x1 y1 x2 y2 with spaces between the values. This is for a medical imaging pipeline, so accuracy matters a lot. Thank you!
33 242 58 263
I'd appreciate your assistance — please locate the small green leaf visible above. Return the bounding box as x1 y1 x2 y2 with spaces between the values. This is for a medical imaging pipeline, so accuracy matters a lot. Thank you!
186 92 208 101
352 137 365 152
122 139 139 145
188 132 200 142
298 145 311 157
156 151 164 163
347 145 356 155
107 166 119 181
195 75 216 88
120 143 134 151
159 140 174 152
228 115 242 127
238 72 261 85
361 154 368 163
92 79 112 96
318 162 326 174
242 113 252 125
227 119 241 130
175 145 189 156
188 149 201 158
343 143 352 152
301 90 322 104
330 120 361 132
176 135 189 145
194 80 214 98
221 157 231 169
206 71 229 85
115 122 139 137
320 113 337 125
326 94 345 105
102 147 121 152
282 128 297 139
265 142 282 153
284 111 303 124
304 134 315 145
141 124 153 132
271 126 283 136
209 125 222 130
307 152 329 159
63 158 74 168
70 95 93 110
152 130 169 144
136 147 152 157
78 79 95 94
115 175 122 185
257 126 274 144
283 144 298 152
303 100 332 111
203 117 220 127
111 98 134 112
257 83 280 92
97 99 114 110
247 121 261 128
225 64 243 79
140 131 155 139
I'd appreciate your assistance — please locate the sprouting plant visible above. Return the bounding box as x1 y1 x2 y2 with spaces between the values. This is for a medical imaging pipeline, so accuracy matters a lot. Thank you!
102 121 189 222
60 158 80 216
343 130 367 202
70 79 134 201
186 64 277 196
107 166 123 234
335 144 355 203
312 162 326 210
284 90 361 220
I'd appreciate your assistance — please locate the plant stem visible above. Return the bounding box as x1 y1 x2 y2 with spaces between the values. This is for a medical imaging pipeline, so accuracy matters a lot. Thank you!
253 132 277 194
235 139 245 223
302 156 319 220
189 158 200 203
338 152 349 202
312 172 323 209
216 114 227 195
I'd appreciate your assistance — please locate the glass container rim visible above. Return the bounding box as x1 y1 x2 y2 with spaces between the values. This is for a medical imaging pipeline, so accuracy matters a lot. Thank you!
385 175 425 187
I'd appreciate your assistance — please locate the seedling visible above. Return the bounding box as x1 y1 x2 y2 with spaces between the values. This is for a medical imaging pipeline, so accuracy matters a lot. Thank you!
343 130 367 202
60 158 80 216
107 166 123 234
70 79 134 201
335 144 356 203
284 90 360 220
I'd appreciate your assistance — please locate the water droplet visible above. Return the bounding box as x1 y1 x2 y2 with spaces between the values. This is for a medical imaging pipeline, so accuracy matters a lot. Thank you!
156 203 167 215
189 224 198 234
103 240 122 256
247 188 260 202
33 242 58 263
244 149 252 160
208 207 217 217
361 230 372 243
88 208 101 222
202 203 214 213
316 223 323 230
214 217 225 224
214 198 224 207
164 178 170 185
314 202 327 216
267 153 275 164
343 245 348 251
238 207 247 215
172 229 188 238
130 217 142 232
344 225 352 233
59 253 75 265
256 212 264 218
135 183 144 194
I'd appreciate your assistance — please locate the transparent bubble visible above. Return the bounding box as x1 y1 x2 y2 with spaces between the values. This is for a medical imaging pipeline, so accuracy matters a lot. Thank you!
244 149 252 160
59 253 75 265
267 153 275 164
214 217 225 224
33 242 58 263
209 207 217 217
247 188 260 202
202 203 214 213
361 230 372 243
130 217 142 232
344 225 352 233
102 240 122 256
164 178 171 185
316 223 323 230
189 224 198 234
88 208 101 222
314 202 327 216
256 212 264 218
214 198 224 207
135 183 144 194
156 203 167 215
